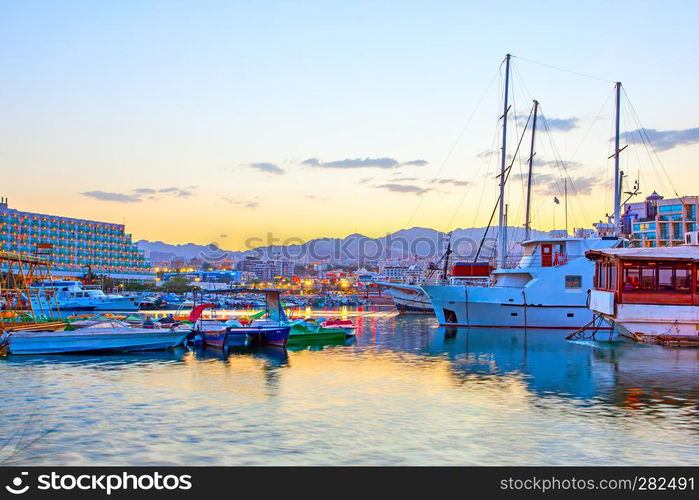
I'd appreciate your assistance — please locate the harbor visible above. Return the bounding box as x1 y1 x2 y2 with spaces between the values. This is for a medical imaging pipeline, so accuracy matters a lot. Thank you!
1 312 697 466
2 1 699 478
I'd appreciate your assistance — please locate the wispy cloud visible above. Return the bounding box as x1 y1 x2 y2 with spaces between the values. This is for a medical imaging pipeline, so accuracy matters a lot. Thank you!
542 117 579 132
303 194 326 201
81 191 142 203
476 150 499 159
81 186 196 203
511 172 599 196
624 127 699 151
249 162 285 175
515 115 579 132
302 157 428 169
436 178 471 187
533 158 583 170
374 183 430 195
158 187 194 197
400 159 429 167
223 197 259 209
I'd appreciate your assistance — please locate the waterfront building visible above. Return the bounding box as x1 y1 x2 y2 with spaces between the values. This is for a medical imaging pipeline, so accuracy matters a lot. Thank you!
236 257 294 280
379 265 409 283
0 199 154 282
161 270 243 283
622 192 699 247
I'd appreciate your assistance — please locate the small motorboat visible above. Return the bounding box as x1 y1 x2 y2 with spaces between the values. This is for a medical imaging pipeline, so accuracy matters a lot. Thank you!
319 318 357 336
201 325 290 348
190 290 291 349
286 319 350 343
0 323 191 355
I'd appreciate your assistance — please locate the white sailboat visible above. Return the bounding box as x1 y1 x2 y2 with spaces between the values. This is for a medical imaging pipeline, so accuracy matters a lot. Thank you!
424 56 625 329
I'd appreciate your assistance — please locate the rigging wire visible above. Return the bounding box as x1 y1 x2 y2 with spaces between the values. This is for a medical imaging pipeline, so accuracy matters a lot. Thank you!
538 107 593 227
474 104 535 260
403 64 502 228
621 86 681 199
512 54 616 84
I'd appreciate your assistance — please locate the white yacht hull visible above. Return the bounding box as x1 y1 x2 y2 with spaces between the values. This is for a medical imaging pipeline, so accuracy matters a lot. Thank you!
32 296 142 311
423 245 621 330
376 283 434 314
424 283 596 329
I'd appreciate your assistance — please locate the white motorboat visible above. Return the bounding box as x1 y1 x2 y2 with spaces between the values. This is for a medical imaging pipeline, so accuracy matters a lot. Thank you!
0 323 190 355
30 281 143 311
424 236 621 328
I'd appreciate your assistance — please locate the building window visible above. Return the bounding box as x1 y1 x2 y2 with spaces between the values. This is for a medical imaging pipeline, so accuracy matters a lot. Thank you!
565 275 582 289
658 204 683 214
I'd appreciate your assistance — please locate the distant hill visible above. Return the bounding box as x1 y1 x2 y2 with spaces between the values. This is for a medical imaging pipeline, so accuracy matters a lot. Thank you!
136 226 548 264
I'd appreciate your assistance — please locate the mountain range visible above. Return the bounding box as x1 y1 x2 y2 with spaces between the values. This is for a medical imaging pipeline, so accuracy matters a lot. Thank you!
136 226 549 264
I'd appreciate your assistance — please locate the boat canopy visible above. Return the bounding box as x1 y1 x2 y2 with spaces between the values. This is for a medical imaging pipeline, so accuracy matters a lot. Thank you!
197 288 287 323
587 246 699 262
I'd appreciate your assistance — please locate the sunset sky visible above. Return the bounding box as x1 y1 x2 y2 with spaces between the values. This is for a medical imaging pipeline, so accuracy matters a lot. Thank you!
2 1 698 250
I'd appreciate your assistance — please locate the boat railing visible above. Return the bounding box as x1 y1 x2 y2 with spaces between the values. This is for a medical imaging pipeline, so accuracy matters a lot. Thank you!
553 252 568 266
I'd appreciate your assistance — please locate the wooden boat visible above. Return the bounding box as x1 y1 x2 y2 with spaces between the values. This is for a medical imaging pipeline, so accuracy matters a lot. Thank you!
585 242 699 344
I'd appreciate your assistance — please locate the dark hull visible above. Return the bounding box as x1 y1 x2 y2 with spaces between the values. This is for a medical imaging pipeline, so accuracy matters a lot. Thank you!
202 327 290 348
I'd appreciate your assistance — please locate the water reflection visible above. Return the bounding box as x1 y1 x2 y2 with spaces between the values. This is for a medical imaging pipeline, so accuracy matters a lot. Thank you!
1 313 697 465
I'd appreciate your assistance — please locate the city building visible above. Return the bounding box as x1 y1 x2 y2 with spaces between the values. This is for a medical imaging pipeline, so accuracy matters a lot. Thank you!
236 257 294 280
622 192 699 247
0 198 154 282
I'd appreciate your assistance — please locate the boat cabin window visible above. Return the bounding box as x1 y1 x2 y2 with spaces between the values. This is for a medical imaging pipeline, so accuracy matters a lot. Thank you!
565 275 582 289
622 262 691 293
594 261 617 291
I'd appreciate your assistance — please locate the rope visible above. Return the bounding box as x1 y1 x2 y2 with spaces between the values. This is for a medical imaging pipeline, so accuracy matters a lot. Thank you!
512 55 615 84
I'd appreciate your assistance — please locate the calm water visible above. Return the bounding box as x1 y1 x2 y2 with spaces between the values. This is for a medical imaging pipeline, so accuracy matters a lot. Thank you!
1 313 698 465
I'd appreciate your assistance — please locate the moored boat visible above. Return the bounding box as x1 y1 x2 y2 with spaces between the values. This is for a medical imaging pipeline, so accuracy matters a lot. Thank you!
31 280 143 311
286 319 350 343
190 289 290 349
0 326 190 355
585 239 699 344
375 283 433 314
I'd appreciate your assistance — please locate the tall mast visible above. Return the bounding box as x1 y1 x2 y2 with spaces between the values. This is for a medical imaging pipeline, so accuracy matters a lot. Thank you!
613 81 622 233
524 99 539 241
441 232 452 284
564 177 568 236
497 54 511 268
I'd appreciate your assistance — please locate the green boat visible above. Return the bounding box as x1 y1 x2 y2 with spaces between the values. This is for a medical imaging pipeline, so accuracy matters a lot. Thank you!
286 319 348 343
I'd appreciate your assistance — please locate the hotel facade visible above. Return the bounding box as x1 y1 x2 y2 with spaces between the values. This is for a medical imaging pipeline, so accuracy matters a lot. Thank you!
0 199 154 282
622 192 699 247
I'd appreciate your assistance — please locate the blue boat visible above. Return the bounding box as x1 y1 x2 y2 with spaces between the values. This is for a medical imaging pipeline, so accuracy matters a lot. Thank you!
190 289 290 349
